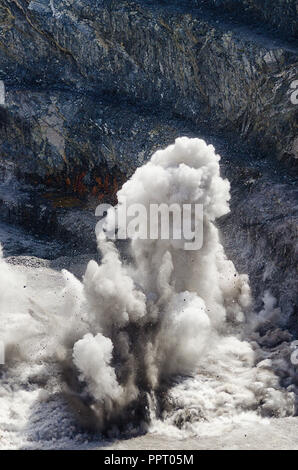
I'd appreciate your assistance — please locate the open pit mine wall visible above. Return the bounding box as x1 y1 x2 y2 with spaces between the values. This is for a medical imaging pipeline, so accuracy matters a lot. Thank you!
0 0 297 190
201 0 297 39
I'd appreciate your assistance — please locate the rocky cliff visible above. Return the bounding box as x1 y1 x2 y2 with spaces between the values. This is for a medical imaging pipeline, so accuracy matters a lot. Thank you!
202 0 298 40
0 0 297 191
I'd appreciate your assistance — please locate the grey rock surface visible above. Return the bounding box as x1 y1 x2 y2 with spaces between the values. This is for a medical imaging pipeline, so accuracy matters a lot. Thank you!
0 0 297 179
201 0 298 40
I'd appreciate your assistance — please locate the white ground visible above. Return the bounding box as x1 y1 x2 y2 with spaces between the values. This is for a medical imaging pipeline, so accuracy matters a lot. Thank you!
102 418 298 450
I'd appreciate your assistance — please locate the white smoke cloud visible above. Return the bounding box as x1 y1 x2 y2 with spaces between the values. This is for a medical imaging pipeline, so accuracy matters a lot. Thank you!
73 333 123 402
0 137 295 447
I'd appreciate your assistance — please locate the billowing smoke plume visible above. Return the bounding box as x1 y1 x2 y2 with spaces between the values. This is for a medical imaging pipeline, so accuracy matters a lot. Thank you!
0 138 295 446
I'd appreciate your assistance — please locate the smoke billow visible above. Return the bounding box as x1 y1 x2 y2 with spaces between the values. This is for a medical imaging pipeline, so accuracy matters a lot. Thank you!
0 137 295 445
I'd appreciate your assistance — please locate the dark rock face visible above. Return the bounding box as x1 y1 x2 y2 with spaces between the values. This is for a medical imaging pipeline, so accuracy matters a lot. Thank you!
219 160 298 332
202 0 298 40
0 0 297 183
0 87 200 191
